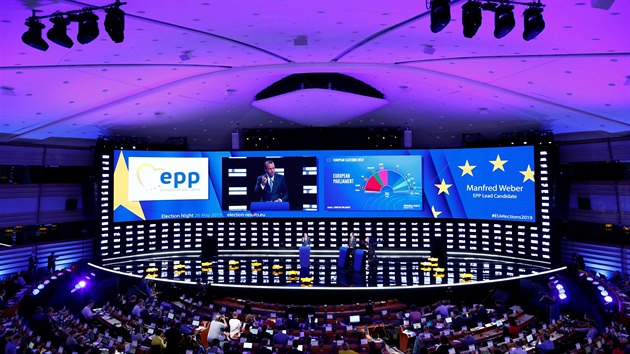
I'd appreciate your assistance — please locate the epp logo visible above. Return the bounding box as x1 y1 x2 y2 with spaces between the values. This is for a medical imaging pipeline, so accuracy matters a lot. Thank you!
160 171 200 188
128 157 208 201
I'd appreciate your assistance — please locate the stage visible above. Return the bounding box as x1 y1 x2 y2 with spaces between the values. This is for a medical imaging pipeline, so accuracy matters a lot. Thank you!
90 253 565 298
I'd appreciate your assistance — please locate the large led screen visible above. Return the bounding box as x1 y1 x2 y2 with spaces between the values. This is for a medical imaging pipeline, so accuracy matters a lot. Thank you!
112 146 536 222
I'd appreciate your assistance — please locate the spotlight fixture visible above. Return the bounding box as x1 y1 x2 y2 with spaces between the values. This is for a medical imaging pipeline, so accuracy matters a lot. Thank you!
47 16 74 48
104 2 125 43
522 6 545 40
493 4 515 39
462 0 483 38
21 1 126 50
430 0 451 33
76 11 100 44
22 17 49 51
427 0 545 41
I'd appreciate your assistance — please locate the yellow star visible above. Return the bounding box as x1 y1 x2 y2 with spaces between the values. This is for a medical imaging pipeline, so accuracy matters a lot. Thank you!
434 178 453 195
520 165 535 182
458 160 476 177
113 152 146 221
431 206 442 218
489 154 508 172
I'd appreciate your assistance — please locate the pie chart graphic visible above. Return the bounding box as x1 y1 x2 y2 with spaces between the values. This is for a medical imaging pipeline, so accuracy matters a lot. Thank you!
364 169 412 194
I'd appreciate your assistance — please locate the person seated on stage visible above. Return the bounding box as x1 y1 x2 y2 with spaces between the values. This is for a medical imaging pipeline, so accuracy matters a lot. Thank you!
301 233 311 247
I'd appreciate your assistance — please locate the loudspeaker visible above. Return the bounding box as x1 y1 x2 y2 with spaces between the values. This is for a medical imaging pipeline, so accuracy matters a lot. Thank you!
65 198 78 211
231 131 240 150
403 130 412 148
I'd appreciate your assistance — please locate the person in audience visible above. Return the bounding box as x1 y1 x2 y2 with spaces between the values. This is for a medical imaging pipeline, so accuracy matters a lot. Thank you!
131 325 147 344
535 332 554 353
460 329 475 348
411 337 429 354
165 322 182 354
81 300 95 321
508 316 520 338
207 314 228 344
256 338 273 354
575 320 598 341
151 328 167 352
4 334 21 354
272 328 291 347
284 314 299 331
408 304 422 324
434 301 450 317
338 342 358 354
494 300 508 317
131 298 144 318
65 329 78 352
228 311 241 339
434 335 453 354
206 338 223 354
287 340 303 354
450 309 467 332
509 339 527 354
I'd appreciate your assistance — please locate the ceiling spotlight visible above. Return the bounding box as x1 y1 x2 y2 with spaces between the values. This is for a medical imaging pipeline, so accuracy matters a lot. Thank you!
47 16 74 48
22 18 49 51
76 11 100 44
462 0 482 38
523 6 545 41
494 4 515 39
104 4 125 43
430 0 451 33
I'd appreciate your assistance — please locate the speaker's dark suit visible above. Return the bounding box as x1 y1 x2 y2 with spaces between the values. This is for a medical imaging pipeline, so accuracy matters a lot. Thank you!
254 173 289 202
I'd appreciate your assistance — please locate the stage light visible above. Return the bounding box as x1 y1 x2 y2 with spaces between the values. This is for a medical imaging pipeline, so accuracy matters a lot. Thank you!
494 4 515 39
522 6 545 40
22 18 49 51
47 16 73 48
462 0 482 38
104 4 125 43
76 11 100 44
430 0 451 33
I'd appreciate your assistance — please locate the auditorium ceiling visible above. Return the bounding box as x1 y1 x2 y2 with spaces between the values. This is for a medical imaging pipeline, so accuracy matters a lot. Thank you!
1 0 629 149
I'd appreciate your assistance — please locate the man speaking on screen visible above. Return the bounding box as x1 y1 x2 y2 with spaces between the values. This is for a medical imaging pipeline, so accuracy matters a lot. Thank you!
255 160 289 203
